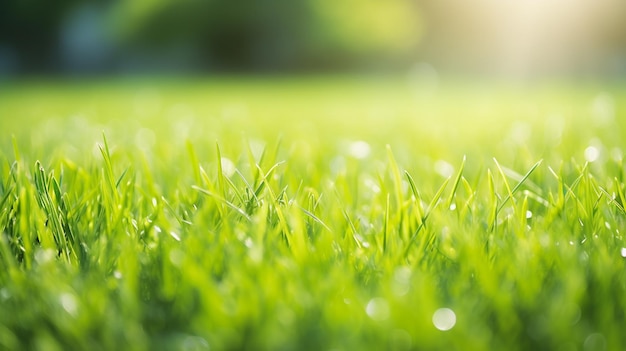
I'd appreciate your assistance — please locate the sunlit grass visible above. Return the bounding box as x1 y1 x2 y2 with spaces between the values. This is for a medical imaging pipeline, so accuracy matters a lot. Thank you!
1 77 626 350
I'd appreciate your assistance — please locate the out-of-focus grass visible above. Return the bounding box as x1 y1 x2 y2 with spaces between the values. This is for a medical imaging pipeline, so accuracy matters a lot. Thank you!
0 76 625 350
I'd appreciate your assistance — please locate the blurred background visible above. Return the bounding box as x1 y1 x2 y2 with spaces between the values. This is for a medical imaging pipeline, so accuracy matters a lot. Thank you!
0 0 625 79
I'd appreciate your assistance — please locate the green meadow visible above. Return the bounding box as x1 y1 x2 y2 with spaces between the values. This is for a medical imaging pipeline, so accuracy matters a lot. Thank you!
1 77 625 350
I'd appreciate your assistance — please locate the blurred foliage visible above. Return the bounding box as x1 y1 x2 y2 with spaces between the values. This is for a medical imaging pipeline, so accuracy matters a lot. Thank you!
0 0 81 70
0 0 422 73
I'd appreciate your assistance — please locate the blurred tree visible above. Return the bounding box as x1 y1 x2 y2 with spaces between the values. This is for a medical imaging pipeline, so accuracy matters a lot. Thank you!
0 0 82 73
0 0 422 73
99 0 422 71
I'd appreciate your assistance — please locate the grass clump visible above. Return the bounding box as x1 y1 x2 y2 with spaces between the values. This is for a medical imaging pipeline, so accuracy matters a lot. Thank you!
1 77 626 350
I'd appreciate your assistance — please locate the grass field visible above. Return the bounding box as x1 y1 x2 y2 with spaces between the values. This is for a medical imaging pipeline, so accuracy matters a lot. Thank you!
1 76 626 350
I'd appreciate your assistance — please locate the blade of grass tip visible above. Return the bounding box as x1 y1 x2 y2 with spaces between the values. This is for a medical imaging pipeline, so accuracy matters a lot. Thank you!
245 138 265 188
597 186 625 214
115 167 129 189
333 187 362 249
493 158 516 214
192 186 251 221
235 169 260 214
0 184 13 212
11 135 20 162
99 133 118 201
446 155 466 209
487 168 498 231
563 171 585 203
256 164 290 243
383 193 390 254
386 145 404 211
501 164 543 196
296 205 332 233
460 176 475 212
496 159 543 214
186 140 201 185
216 142 226 200
614 177 626 213
404 176 450 258
223 173 245 204
404 170 424 220
254 161 286 199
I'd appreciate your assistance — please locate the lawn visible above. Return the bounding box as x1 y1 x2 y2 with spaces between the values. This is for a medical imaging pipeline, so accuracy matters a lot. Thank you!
1 76 625 350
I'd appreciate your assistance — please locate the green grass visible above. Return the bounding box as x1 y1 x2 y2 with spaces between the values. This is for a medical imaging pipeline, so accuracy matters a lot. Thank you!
1 77 626 350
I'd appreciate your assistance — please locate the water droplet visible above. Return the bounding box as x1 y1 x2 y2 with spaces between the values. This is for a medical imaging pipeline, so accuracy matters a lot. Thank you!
170 231 181 241
135 128 155 150
366 298 390 321
0 288 10 301
169 249 184 266
60 293 78 316
113 271 123 279
584 333 606 351
449 203 457 211
432 308 456 331
590 93 615 126
584 146 600 162
220 157 236 178
35 249 56 264
391 266 412 297
526 210 533 219
363 177 381 194
348 141 371 159
611 147 623 162
509 121 531 144
434 160 454 178
620 248 626 258
244 238 254 248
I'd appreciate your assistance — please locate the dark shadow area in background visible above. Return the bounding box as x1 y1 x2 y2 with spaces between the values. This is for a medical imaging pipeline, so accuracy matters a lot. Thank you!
0 0 625 80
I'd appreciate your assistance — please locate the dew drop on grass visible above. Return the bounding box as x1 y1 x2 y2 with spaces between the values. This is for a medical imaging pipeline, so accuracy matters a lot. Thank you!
526 210 532 219
364 177 381 193
391 266 412 297
611 147 623 162
620 248 626 258
348 141 371 159
0 288 10 301
449 203 457 211
584 333 606 351
169 249 184 267
432 308 456 331
170 231 181 242
366 298 390 321
113 271 122 279
135 128 156 150
220 157 236 178
434 160 454 178
584 146 600 162
60 293 78 317
34 249 56 264
182 336 210 350
590 93 615 126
